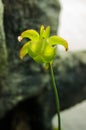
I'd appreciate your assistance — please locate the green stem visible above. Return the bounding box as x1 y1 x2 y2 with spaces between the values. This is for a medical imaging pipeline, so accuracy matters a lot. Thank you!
49 63 61 130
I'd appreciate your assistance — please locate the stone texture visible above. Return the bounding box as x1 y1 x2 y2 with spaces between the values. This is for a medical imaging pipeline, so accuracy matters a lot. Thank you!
0 0 61 129
0 0 7 76
0 0 86 130
54 51 86 110
0 0 8 101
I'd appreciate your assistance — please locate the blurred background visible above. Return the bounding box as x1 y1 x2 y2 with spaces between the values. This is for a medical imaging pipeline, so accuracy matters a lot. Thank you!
58 0 86 51
53 0 86 130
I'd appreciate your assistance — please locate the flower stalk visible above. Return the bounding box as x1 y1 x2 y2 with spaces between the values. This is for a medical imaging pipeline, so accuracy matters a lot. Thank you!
49 63 61 130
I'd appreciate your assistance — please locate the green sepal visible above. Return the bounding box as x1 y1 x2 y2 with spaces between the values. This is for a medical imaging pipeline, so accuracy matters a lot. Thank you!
19 41 30 59
33 55 45 63
43 45 56 62
48 36 68 51
21 29 39 41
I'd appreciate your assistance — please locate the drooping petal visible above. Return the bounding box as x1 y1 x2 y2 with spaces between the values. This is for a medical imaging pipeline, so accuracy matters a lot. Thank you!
48 36 68 51
19 42 30 59
21 29 39 41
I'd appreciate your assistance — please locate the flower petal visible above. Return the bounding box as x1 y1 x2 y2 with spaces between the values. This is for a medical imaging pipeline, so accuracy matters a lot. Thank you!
44 26 50 38
48 36 68 51
40 25 50 38
21 29 39 41
19 42 30 59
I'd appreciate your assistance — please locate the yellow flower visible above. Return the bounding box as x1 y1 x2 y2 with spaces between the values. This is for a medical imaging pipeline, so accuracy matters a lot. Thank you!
18 25 68 64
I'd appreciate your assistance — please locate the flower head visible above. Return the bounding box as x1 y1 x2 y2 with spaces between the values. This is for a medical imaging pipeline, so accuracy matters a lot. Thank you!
18 25 68 65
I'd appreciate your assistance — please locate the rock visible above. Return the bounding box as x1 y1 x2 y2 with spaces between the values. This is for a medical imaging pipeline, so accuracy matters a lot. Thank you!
54 51 86 110
0 0 8 100
0 0 7 76
0 0 61 117
0 0 61 129
0 0 86 130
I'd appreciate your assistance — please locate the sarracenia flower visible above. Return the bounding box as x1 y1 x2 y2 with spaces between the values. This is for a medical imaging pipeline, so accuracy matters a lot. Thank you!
18 25 68 65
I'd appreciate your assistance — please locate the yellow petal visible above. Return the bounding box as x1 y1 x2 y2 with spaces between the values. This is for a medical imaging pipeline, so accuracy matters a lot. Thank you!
48 36 68 51
19 42 30 59
21 29 39 41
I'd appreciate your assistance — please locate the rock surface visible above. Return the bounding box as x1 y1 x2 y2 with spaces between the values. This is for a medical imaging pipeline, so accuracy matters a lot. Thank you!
0 0 7 76
0 0 86 130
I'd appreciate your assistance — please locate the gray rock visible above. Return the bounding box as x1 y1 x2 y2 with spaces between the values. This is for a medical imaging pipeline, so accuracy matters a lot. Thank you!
0 0 61 130
0 0 86 130
0 0 8 103
54 51 86 110
0 0 7 76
